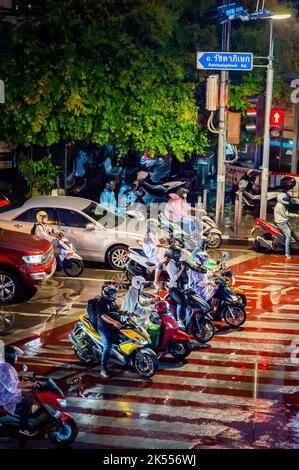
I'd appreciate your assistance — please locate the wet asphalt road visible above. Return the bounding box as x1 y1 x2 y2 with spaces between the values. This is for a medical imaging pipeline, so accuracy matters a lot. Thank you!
1 246 299 449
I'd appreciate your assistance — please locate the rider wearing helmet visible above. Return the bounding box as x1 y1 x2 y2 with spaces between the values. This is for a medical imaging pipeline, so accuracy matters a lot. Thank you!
99 179 118 213
96 285 121 377
0 345 38 437
164 247 186 328
274 193 299 259
143 220 166 288
32 211 56 242
188 251 218 302
121 276 153 326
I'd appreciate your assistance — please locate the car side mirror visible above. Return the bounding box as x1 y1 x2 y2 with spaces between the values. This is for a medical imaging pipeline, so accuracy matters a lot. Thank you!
85 223 96 231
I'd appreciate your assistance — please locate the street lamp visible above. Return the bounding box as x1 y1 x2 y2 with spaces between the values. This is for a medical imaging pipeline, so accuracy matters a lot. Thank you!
259 13 291 221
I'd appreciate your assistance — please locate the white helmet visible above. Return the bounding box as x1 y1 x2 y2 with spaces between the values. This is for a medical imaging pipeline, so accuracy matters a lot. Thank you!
277 193 290 205
132 276 146 290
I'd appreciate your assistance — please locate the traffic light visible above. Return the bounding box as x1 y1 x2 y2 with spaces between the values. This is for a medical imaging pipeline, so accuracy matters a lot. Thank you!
270 108 285 137
245 94 265 137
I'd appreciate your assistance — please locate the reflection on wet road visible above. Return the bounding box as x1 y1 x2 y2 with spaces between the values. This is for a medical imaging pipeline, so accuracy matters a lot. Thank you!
1 249 299 449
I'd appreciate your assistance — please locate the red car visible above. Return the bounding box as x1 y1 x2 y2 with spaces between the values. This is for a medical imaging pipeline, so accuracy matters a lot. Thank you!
0 228 56 303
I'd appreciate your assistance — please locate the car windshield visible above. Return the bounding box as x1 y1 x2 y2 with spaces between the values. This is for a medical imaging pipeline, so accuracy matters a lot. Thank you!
83 202 126 229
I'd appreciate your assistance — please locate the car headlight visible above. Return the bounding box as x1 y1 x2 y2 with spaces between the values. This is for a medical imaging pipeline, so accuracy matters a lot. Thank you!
22 254 43 265
58 399 67 408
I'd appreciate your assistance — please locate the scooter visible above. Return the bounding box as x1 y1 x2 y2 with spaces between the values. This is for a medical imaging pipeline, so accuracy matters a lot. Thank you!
251 217 299 253
70 313 158 378
0 369 78 447
55 233 84 277
210 276 246 328
158 212 222 249
132 170 189 199
215 254 247 306
164 288 215 343
239 174 296 212
146 297 192 360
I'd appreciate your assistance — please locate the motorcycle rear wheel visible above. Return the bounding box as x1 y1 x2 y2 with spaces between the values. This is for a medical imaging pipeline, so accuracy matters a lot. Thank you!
168 340 192 360
48 419 78 447
207 233 222 249
191 318 215 343
63 259 84 277
224 305 246 328
134 350 158 378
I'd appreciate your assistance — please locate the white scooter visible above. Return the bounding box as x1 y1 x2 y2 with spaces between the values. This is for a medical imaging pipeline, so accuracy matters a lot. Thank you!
55 233 84 277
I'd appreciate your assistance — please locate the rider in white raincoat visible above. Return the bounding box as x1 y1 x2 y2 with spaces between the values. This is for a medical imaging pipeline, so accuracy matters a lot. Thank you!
188 251 217 302
121 276 153 327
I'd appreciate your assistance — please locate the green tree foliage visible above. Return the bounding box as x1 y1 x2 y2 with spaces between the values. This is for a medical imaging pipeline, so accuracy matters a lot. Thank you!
0 0 297 160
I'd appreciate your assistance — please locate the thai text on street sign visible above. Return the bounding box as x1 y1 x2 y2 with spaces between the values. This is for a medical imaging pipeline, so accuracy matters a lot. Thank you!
197 52 253 71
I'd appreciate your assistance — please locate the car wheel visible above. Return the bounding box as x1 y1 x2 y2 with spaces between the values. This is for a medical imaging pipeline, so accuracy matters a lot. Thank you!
106 245 129 270
0 271 20 304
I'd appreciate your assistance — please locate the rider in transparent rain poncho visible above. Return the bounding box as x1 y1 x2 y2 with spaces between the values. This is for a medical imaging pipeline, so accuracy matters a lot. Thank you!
121 276 155 327
188 251 218 302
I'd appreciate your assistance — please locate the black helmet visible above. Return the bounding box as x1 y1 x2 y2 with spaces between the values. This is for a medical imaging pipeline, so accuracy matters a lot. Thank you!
176 187 189 199
4 345 17 365
165 247 182 263
102 285 118 303
280 176 296 191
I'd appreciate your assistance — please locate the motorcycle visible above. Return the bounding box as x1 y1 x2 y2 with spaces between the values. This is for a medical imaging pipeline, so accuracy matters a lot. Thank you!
164 287 215 343
55 233 84 277
132 169 189 199
215 255 247 306
0 194 10 207
210 276 246 328
251 217 299 253
140 294 192 360
158 212 222 249
239 174 296 212
70 313 158 378
0 369 78 447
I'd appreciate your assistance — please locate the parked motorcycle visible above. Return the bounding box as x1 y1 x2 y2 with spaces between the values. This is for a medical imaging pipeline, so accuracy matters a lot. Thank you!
239 174 296 212
55 233 84 277
0 369 78 447
70 313 158 378
132 169 189 199
251 217 299 253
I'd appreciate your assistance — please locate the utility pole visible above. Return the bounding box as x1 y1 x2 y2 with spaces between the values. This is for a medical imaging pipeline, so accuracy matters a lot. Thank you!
260 19 274 220
215 10 230 227
291 102 299 174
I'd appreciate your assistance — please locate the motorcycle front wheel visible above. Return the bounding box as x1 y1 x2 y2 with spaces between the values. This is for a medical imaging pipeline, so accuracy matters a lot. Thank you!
224 305 246 328
168 340 192 360
63 258 84 277
191 317 215 343
134 350 158 378
48 419 78 447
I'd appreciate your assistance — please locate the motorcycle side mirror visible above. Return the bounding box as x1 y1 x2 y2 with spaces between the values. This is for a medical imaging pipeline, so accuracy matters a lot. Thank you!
22 364 28 372
222 251 230 262
85 223 96 231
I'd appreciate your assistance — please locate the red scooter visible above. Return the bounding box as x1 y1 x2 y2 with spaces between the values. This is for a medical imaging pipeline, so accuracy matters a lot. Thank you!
251 217 299 253
0 372 78 447
150 300 192 360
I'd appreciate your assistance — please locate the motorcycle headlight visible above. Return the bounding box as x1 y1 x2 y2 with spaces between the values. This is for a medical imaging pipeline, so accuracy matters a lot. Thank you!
22 254 44 265
58 399 67 408
231 276 236 286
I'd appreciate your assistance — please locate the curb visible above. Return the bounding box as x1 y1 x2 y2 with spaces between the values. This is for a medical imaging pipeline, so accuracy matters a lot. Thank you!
222 235 254 247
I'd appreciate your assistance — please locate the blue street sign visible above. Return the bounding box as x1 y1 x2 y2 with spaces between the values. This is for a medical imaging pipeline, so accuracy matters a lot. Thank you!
197 52 253 71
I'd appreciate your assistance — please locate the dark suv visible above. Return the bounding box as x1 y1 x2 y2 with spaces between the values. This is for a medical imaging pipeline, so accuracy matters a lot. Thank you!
0 228 56 303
